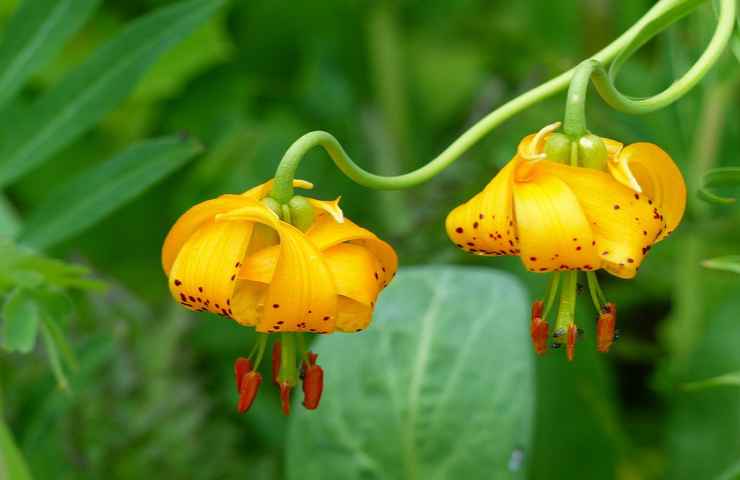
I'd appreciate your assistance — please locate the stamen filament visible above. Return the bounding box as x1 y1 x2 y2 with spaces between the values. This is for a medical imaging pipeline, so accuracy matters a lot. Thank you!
585 271 604 312
251 333 269 370
586 271 607 306
543 272 562 319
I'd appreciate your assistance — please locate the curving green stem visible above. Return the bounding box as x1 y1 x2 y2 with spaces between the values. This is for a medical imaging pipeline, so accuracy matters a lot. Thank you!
563 0 735 135
269 0 726 198
563 60 599 137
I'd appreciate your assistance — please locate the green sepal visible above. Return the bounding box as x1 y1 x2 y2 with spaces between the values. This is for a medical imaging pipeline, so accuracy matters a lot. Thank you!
288 196 315 232
544 133 572 164
578 134 608 171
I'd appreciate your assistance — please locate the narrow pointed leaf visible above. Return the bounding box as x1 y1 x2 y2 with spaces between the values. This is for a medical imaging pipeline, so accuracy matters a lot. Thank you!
0 0 223 188
0 0 100 111
19 135 203 250
1 288 40 353
0 418 33 480
698 167 740 205
702 256 740 274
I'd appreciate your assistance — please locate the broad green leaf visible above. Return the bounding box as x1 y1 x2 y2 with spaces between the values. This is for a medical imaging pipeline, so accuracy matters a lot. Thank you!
19 135 202 250
0 0 99 111
286 266 534 479
702 256 740 274
715 458 740 480
0 0 224 188
1 287 40 353
0 418 33 480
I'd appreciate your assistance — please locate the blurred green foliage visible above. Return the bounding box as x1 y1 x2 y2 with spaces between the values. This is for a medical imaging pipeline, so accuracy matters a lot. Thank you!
0 0 738 479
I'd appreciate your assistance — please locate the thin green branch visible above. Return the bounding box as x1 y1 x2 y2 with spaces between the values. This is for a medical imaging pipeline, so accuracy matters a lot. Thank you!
269 0 721 196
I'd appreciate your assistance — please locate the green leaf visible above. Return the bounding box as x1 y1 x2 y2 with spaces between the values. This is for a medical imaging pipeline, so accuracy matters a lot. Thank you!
0 418 33 480
1 288 40 353
0 0 100 111
682 371 740 391
0 0 224 188
18 135 202 250
0 238 103 292
698 167 740 205
702 255 740 274
666 296 740 479
286 266 534 479
38 320 69 391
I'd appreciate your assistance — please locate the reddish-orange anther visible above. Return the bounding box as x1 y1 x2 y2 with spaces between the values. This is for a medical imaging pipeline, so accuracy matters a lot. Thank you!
279 382 292 416
302 352 324 410
234 357 252 393
530 300 548 356
272 341 282 384
566 324 577 362
597 303 617 353
237 371 262 413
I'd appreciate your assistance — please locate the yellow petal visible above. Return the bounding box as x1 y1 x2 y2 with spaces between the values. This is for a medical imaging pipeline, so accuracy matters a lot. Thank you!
223 204 338 333
538 161 666 279
446 158 520 256
258 222 337 333
307 214 397 286
162 194 255 274
322 243 382 305
168 219 253 317
512 167 600 272
308 197 344 223
230 280 266 327
241 179 314 200
336 297 373 333
608 143 686 241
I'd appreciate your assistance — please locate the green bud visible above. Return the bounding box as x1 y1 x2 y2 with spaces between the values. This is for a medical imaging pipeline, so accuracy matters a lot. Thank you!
544 133 572 164
578 134 608 171
288 196 315 231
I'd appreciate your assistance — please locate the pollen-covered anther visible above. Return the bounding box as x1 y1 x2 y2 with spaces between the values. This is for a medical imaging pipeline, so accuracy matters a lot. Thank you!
596 303 617 353
234 357 252 393
279 382 293 416
237 371 262 414
301 352 324 410
529 300 548 356
566 324 577 362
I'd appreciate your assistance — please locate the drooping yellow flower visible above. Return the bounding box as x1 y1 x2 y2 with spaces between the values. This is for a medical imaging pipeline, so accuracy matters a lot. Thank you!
162 179 397 413
445 125 686 279
163 179 396 333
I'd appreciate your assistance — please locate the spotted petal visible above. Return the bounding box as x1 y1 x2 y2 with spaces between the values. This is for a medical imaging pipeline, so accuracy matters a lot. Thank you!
512 164 601 272
608 143 685 241
221 204 338 334
162 194 256 275
446 158 520 256
307 214 397 285
168 219 253 316
538 161 666 279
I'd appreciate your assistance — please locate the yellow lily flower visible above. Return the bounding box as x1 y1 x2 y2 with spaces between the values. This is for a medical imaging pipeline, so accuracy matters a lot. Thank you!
445 125 686 279
162 179 397 413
